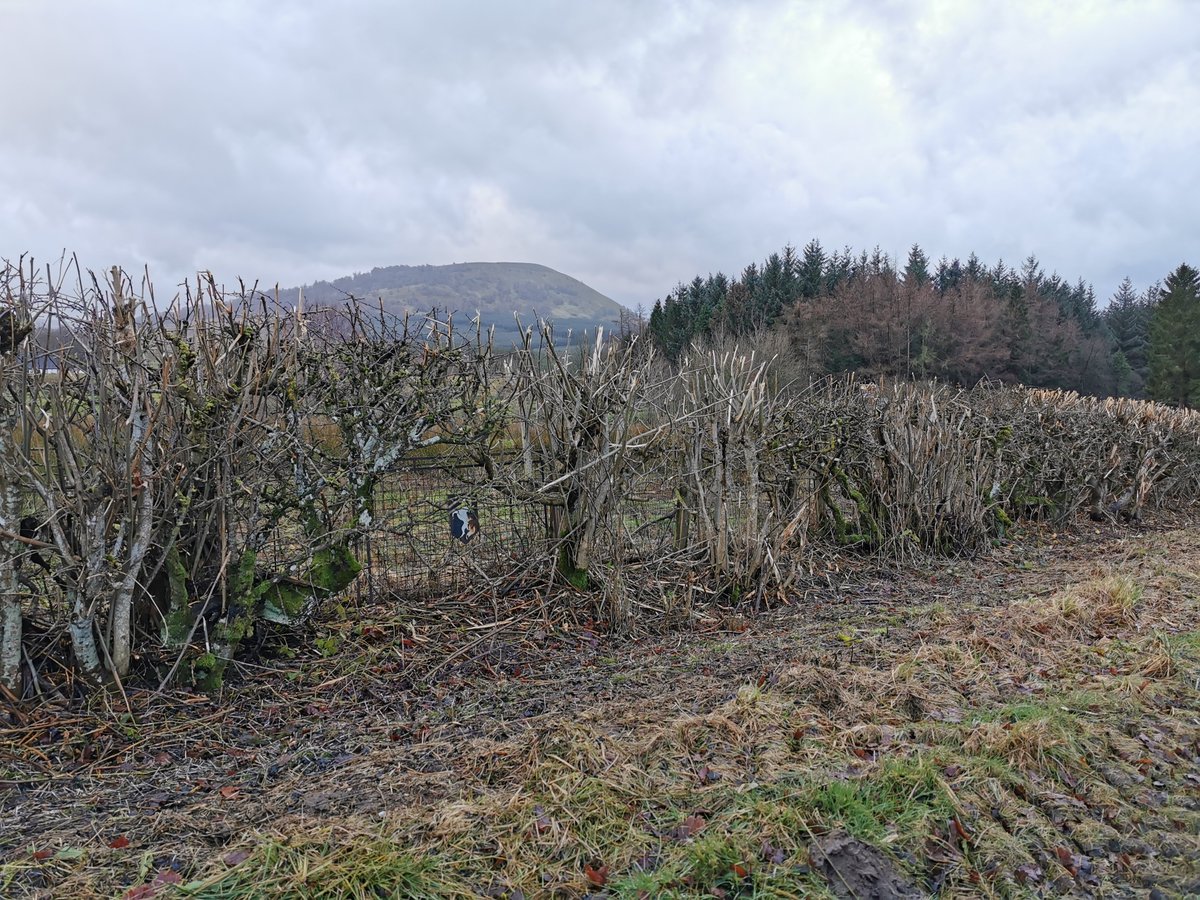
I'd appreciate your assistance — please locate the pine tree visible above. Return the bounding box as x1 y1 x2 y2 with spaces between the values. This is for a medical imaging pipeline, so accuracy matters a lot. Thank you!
934 256 963 294
868 246 893 277
648 298 665 348
1019 255 1044 296
738 262 762 330
1112 350 1135 397
963 253 985 283
903 244 930 287
825 246 853 294
782 244 800 289
1072 278 1099 331
1103 277 1151 396
1147 263 1200 407
798 239 826 299
759 252 787 322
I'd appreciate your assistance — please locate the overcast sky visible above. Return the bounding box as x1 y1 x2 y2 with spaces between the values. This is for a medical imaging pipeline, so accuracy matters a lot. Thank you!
1 0 1196 309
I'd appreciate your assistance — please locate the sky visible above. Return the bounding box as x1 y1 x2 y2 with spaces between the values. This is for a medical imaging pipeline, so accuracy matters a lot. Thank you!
1 0 1197 310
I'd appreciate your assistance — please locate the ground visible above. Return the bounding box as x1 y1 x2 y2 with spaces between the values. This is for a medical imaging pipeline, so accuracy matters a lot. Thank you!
3 514 1200 898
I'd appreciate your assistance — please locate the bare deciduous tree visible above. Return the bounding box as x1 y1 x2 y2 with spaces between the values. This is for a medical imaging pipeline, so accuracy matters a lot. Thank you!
0 264 35 696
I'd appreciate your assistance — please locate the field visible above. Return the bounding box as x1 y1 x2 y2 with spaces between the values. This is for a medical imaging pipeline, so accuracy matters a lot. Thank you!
4 512 1199 898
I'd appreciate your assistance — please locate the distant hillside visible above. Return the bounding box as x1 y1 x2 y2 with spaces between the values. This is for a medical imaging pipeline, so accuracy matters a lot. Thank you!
281 262 626 343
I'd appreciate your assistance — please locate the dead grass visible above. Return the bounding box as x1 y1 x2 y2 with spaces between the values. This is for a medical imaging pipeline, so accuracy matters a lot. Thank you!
4 519 1200 897
1043 574 1144 629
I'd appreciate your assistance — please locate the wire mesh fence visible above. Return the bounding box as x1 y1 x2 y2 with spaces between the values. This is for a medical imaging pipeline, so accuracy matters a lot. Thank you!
309 456 685 603
350 463 541 599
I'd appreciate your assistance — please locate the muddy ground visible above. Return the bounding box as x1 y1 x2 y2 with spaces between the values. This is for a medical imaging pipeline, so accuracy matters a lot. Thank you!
3 515 1199 898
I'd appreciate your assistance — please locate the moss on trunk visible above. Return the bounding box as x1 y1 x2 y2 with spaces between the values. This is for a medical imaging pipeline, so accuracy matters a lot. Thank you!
261 544 362 624
161 543 193 646
194 544 361 692
556 541 589 590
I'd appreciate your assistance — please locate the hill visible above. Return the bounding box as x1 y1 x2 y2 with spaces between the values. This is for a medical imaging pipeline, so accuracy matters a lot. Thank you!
282 262 626 343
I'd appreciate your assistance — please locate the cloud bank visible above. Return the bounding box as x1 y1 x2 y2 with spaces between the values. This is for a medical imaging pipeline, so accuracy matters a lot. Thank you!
1 0 1196 307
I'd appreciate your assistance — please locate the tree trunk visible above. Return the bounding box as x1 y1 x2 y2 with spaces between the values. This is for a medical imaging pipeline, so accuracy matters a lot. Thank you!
0 595 20 698
673 485 691 550
712 421 728 575
159 541 192 646
68 605 105 683
0 378 22 696
69 511 110 682
193 543 362 691
0 492 22 696
111 452 155 677
550 484 588 589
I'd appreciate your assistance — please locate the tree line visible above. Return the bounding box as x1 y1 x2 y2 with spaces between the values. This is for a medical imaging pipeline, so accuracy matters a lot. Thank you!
647 240 1200 406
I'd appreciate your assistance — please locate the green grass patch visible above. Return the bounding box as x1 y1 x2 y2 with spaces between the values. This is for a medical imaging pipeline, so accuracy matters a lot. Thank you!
181 838 464 899
806 755 956 844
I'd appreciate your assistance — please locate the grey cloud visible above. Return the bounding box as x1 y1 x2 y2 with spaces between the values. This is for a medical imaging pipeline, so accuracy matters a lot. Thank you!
1 0 1196 306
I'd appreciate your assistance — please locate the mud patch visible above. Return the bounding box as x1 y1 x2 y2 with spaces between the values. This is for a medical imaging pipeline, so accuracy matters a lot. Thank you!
810 830 923 900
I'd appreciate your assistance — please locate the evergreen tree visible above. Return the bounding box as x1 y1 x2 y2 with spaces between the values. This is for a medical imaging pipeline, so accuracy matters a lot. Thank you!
826 246 853 294
1147 263 1200 407
740 261 761 294
687 276 709 337
739 262 764 330
1071 278 1099 331
798 239 826 299
934 256 963 294
648 238 1149 397
963 253 985 284
782 243 800 287
1020 255 1043 284
755 246 797 329
721 281 751 334
1112 350 1135 398
1103 276 1151 396
655 284 694 361
991 259 1014 299
868 246 893 277
759 252 787 322
648 298 665 349
697 272 728 336
903 244 931 287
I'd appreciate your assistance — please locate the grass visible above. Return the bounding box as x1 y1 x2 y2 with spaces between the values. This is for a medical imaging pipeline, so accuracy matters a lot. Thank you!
1043 574 1143 628
962 703 1086 772
178 838 462 899
807 756 956 842
184 650 1186 897
7 522 1200 898
172 751 976 897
